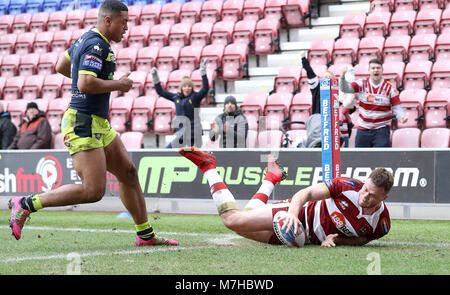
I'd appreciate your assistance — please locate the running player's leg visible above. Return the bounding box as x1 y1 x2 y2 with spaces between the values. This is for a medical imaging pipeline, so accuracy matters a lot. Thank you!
9 148 107 240
105 135 179 246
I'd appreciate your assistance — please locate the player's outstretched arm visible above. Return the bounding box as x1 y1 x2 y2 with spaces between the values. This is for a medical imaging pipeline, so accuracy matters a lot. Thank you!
321 234 370 247
281 183 329 234
78 72 133 94
55 54 71 78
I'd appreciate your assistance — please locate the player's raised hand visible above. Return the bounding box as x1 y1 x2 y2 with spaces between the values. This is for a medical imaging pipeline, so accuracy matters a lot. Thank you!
340 66 348 78
151 67 160 84
118 72 133 92
200 58 208 76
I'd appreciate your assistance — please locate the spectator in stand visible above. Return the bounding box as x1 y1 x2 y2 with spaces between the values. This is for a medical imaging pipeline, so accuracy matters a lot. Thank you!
340 59 408 148
8 102 52 150
0 103 17 149
209 96 248 148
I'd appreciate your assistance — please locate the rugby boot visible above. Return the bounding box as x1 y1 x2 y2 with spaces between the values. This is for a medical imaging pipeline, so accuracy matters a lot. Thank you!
135 235 180 246
179 147 216 173
264 155 288 185
8 197 31 240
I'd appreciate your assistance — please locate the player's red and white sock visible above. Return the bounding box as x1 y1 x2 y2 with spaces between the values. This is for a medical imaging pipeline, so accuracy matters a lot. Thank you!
244 180 274 211
204 169 238 215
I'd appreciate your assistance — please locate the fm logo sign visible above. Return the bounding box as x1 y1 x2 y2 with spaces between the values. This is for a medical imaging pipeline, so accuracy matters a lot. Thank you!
138 157 197 194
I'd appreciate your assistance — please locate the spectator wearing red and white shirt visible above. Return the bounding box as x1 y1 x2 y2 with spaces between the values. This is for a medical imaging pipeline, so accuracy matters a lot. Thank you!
340 59 408 147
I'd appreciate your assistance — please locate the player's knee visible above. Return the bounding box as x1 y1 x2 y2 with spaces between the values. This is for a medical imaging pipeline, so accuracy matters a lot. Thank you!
117 163 139 183
83 185 105 203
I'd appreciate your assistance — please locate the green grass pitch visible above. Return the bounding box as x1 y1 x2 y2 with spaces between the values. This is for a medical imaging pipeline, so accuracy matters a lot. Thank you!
0 210 448 275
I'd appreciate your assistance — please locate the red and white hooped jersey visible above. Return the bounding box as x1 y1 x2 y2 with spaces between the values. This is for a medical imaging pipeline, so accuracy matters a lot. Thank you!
298 177 391 244
350 78 401 130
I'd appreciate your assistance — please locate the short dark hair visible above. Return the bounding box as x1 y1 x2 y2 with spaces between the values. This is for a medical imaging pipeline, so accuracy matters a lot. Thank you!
368 58 382 66
369 168 394 194
98 0 128 20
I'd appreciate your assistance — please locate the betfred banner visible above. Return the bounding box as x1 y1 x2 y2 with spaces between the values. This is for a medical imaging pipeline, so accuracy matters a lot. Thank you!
0 149 447 203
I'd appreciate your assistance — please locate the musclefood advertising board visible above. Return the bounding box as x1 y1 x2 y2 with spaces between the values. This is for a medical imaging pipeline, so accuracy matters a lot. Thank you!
0 149 447 203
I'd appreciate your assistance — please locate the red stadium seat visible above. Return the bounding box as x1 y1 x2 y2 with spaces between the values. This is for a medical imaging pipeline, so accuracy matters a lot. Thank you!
152 97 176 134
140 3 162 27
65 9 85 31
439 8 450 34
0 34 17 56
47 98 70 133
308 38 334 66
222 43 249 80
264 0 286 20
423 88 450 128
38 52 59 76
130 95 157 132
354 62 369 79
388 10 416 36
254 17 280 55
127 5 142 26
258 130 283 148
232 19 257 46
156 45 181 73
421 128 450 148
413 8 442 35
383 35 411 62
116 47 138 72
47 10 67 32
127 25 151 49
12 13 32 34
15 32 35 55
430 60 450 89
144 70 169 96
42 74 64 100
398 89 427 128
28 99 49 113
6 99 27 128
402 60 432 90
190 22 213 47
332 37 360 65
394 0 418 11
70 28 89 45
363 11 391 37
51 30 71 53
120 131 144 149
382 61 405 88
201 43 225 75
33 31 54 54
84 8 98 28
408 33 436 62
281 0 309 28
289 91 312 130
160 2 182 25
61 76 72 98
339 13 366 38
19 53 39 76
274 65 302 94
434 32 450 62
128 71 147 98
136 46 159 72
263 92 293 130
3 76 25 100
391 128 421 148
327 63 351 78
190 68 215 93
22 75 44 100
30 12 50 33
180 0 203 24
241 93 268 130
148 23 171 49
168 22 192 48
284 129 307 147
0 14 15 34
357 36 385 64
178 45 202 73
221 0 244 22
0 54 20 78
211 20 235 45
242 0 266 21
200 0 223 23
109 95 134 133
52 132 65 149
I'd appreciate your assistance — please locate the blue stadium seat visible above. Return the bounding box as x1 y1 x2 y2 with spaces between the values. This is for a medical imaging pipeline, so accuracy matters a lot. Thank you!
133 0 149 7
0 0 10 15
8 0 27 15
42 0 60 13
79 0 95 10
25 0 44 14
59 0 73 10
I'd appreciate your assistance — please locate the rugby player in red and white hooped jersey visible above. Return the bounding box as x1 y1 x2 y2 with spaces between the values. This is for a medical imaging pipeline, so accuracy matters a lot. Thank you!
179 147 393 247
340 59 408 147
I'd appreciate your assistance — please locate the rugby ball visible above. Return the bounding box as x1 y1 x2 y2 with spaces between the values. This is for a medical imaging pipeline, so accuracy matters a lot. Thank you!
273 210 306 247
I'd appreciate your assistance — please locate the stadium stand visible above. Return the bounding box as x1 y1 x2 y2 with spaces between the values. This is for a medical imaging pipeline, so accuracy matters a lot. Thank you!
0 0 447 149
